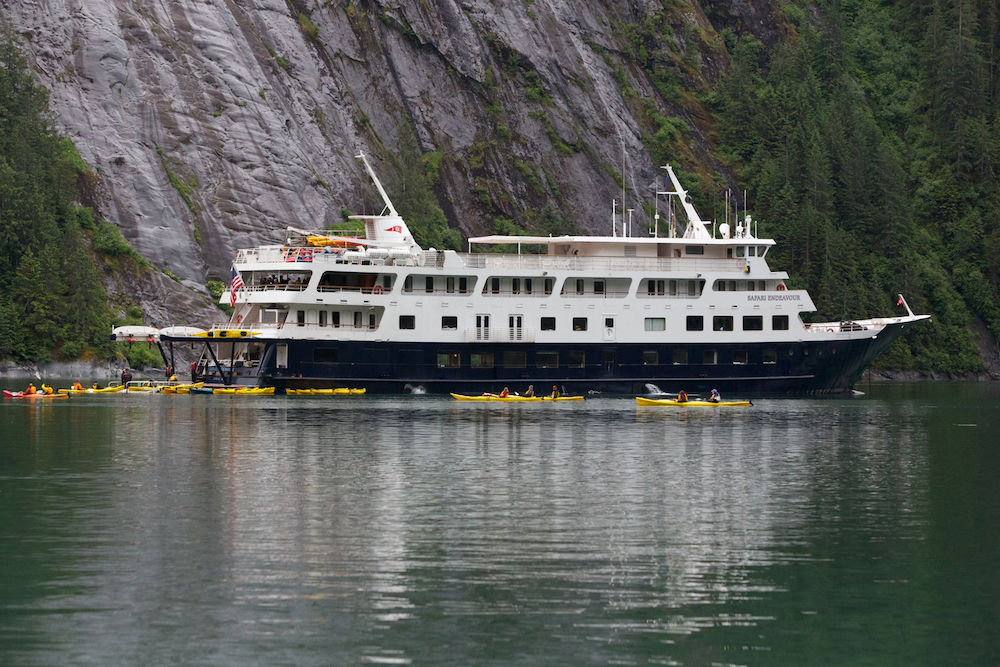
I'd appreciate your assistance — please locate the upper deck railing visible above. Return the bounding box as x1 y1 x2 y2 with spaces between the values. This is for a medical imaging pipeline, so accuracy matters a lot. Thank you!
235 246 760 275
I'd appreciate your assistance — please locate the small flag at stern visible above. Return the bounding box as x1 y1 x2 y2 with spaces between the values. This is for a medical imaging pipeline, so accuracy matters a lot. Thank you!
230 266 243 307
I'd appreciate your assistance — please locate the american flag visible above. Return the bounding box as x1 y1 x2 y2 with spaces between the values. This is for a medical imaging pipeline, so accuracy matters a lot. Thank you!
230 266 243 307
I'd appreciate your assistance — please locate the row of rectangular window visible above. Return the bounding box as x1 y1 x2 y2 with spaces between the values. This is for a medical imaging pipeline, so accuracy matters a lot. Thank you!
312 347 786 366
420 314 789 332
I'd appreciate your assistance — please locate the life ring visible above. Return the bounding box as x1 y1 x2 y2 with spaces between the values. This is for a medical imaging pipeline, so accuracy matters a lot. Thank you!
776 283 786 291
298 249 313 262
826 328 835 333
373 285 383 295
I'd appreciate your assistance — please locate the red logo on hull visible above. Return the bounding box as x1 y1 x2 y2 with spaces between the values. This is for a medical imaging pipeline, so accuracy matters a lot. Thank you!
385 225 402 234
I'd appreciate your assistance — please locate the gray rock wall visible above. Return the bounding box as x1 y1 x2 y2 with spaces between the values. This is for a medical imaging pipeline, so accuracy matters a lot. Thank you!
6 0 778 320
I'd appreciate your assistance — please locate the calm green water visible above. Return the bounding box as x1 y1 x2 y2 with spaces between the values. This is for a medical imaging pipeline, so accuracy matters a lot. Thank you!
1 383 998 665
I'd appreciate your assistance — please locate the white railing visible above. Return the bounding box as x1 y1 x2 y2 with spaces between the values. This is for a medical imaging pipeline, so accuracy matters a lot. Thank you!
235 245 759 275
458 253 746 274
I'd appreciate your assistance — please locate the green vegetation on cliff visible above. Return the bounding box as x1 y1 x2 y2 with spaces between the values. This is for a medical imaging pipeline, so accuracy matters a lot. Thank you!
0 32 113 362
621 0 998 374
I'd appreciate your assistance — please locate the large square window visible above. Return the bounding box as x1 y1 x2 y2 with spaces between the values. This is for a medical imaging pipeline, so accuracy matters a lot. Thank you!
686 316 703 331
537 351 559 368
471 353 494 368
567 351 585 368
399 315 415 330
437 352 460 368
540 317 556 331
642 350 658 365
772 315 789 330
713 316 734 331
572 317 588 331
645 317 665 331
743 316 763 331
441 316 457 329
504 351 526 368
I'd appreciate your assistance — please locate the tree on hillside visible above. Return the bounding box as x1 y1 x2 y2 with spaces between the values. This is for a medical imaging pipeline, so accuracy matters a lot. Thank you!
0 29 112 361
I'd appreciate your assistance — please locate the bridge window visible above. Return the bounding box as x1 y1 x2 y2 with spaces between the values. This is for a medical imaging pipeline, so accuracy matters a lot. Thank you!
743 316 763 331
772 315 789 330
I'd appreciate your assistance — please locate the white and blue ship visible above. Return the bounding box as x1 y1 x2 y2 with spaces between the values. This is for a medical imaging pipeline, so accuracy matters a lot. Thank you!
116 154 929 394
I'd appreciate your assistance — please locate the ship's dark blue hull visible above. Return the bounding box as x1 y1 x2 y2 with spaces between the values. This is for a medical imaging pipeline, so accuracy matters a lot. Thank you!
196 320 914 395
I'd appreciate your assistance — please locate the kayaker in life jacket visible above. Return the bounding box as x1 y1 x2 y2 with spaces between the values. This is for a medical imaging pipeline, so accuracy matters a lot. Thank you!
709 389 720 403
677 390 688 402
41 384 53 394
550 385 560 399
25 384 36 395
523 384 535 397
499 386 510 398
72 382 84 391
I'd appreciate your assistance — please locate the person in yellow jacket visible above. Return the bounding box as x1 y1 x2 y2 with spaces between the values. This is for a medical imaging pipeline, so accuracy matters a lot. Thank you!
72 381 84 391
41 383 53 394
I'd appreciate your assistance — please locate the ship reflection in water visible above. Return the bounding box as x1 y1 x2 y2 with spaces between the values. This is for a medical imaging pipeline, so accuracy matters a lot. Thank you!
1 386 995 665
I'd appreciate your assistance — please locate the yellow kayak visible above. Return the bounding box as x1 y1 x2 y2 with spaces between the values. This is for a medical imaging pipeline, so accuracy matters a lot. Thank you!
450 393 584 402
635 397 751 407
213 386 274 395
193 329 259 338
285 388 366 395
161 382 204 394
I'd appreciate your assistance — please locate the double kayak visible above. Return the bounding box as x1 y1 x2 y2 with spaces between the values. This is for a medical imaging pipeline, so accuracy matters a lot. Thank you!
58 384 127 394
450 393 584 402
3 390 69 399
207 386 275 395
635 397 751 407
160 382 205 394
286 388 366 395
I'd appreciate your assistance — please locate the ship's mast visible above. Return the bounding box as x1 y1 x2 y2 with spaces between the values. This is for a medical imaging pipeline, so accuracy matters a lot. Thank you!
356 152 399 218
659 164 711 240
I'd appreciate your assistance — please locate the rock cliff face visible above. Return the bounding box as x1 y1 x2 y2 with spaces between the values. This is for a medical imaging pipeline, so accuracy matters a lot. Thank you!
6 0 781 322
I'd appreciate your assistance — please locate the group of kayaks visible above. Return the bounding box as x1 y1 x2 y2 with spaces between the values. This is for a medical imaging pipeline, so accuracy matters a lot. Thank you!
5 385 746 405
3 382 368 398
450 393 750 406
